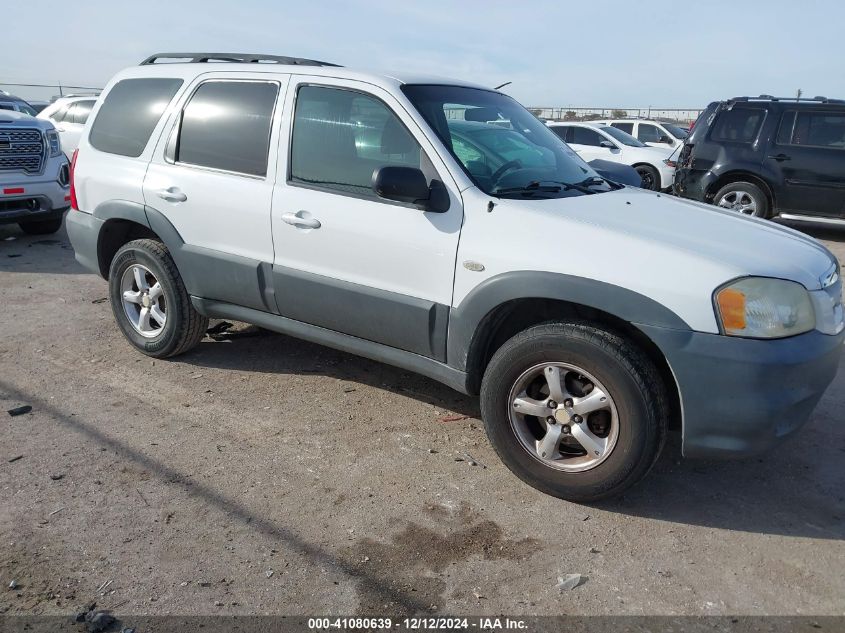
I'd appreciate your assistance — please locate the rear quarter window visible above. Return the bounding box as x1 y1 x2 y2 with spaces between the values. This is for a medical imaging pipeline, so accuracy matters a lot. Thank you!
710 107 765 143
89 78 184 157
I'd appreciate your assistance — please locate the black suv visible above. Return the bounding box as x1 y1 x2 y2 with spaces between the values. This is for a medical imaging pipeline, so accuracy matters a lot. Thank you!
674 95 845 221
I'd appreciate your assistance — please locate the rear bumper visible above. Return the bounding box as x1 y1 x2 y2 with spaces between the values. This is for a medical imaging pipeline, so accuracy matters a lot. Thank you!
66 210 104 276
640 325 844 458
672 167 714 201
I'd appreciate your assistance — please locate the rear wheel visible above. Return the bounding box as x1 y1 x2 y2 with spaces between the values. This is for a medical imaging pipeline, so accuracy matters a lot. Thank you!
18 216 63 235
108 239 208 358
634 164 660 190
713 182 770 218
480 322 668 502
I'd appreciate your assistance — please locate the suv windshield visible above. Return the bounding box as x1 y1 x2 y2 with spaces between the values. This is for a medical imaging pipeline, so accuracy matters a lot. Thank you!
662 123 689 139
600 126 646 147
402 85 608 198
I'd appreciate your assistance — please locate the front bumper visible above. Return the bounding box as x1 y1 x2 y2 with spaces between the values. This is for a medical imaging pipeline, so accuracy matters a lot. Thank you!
640 325 844 458
0 163 71 225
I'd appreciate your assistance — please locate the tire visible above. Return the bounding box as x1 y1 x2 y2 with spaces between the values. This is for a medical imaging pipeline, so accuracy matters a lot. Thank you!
18 216 64 235
633 164 660 191
108 239 208 358
712 182 770 218
480 322 668 502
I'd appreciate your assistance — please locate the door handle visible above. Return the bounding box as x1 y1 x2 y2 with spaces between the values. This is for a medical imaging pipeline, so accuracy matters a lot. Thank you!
281 211 321 229
767 153 791 162
156 187 187 203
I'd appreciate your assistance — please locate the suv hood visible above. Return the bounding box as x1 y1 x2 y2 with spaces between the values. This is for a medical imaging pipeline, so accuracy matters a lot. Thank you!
507 187 836 293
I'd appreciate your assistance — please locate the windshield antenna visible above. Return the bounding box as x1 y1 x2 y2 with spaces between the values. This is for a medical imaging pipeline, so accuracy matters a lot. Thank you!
494 81 512 90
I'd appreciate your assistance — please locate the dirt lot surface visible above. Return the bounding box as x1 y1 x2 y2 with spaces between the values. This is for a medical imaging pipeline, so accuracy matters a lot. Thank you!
1 218 843 619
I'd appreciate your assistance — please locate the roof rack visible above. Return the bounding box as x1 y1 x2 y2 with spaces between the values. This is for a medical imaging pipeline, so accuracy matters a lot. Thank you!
139 52 340 67
729 94 845 104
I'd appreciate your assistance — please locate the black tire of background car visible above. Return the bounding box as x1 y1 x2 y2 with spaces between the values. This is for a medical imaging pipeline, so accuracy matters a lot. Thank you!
712 181 771 219
108 239 208 358
18 217 64 235
480 321 668 502
634 164 661 191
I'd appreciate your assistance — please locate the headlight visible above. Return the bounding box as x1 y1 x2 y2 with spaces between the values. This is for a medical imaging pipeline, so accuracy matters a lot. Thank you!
714 277 815 338
46 129 62 157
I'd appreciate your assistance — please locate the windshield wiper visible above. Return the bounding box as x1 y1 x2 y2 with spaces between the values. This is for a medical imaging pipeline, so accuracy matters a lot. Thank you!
576 175 623 191
492 181 563 196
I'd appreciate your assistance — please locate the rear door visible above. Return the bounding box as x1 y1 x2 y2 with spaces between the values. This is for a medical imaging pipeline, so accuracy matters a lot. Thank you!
269 77 463 361
142 73 286 311
768 109 845 217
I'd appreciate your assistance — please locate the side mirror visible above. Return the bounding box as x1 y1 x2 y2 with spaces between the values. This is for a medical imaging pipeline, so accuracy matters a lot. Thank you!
372 166 449 212
659 135 673 145
599 140 616 149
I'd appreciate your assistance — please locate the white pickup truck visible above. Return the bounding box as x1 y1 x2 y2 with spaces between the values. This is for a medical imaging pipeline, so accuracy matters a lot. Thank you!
0 110 70 234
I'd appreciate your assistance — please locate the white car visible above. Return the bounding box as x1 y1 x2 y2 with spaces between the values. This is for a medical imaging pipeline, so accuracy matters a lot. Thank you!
37 95 99 156
65 52 843 501
548 122 675 190
592 118 689 149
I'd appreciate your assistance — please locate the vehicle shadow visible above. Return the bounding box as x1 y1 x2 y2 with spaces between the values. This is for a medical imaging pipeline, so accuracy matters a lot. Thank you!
0 220 84 275
183 327 844 540
775 217 845 243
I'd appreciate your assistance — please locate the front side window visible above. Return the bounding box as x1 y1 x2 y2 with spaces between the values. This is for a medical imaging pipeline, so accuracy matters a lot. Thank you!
290 85 424 197
70 100 95 125
777 111 845 149
570 127 604 146
637 123 662 143
662 123 689 139
177 80 279 176
90 78 184 157
711 107 764 143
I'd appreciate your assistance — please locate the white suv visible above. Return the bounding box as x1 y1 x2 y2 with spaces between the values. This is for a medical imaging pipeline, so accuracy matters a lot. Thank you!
66 52 844 501
593 118 689 149
38 95 99 156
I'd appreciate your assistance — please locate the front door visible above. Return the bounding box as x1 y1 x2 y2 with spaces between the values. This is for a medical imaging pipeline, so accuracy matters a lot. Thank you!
270 78 463 361
142 74 286 311
566 126 618 162
768 110 845 217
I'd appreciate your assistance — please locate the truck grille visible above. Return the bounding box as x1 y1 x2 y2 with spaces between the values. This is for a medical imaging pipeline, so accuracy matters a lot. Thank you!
0 128 45 173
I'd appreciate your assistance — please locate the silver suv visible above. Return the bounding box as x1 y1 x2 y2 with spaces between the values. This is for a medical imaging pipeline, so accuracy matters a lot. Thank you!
65 52 844 501
0 110 70 234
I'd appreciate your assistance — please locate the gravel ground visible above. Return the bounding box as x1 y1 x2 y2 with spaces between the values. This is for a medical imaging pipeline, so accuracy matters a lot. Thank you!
0 218 843 618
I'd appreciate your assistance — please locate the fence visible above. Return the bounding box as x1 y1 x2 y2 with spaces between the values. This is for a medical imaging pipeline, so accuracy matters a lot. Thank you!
0 82 103 103
528 107 703 124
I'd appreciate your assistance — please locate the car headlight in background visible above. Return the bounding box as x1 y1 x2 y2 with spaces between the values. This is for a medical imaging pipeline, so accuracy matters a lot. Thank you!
715 277 816 338
45 129 62 157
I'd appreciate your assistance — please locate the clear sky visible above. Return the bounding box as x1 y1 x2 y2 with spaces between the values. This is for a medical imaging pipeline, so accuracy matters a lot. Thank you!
2 0 843 107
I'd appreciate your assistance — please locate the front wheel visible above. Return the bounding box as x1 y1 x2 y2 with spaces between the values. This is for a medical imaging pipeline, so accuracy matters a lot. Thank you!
480 322 668 502
108 239 208 358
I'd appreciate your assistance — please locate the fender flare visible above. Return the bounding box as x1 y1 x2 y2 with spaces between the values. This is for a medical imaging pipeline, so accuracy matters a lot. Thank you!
447 271 691 372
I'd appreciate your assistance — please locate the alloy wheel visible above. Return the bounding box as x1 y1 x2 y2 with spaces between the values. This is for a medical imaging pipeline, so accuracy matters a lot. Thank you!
120 264 166 338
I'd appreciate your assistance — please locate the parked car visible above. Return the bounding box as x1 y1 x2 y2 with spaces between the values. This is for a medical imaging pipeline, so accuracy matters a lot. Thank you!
27 101 51 114
674 95 845 221
547 122 675 190
38 95 99 156
0 93 38 116
0 110 70 234
66 52 844 501
593 118 689 148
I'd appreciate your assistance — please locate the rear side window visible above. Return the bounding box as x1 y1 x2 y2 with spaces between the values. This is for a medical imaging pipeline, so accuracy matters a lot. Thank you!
177 81 279 176
777 111 845 149
549 126 569 141
290 85 423 197
611 122 634 134
90 78 183 157
711 107 764 143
